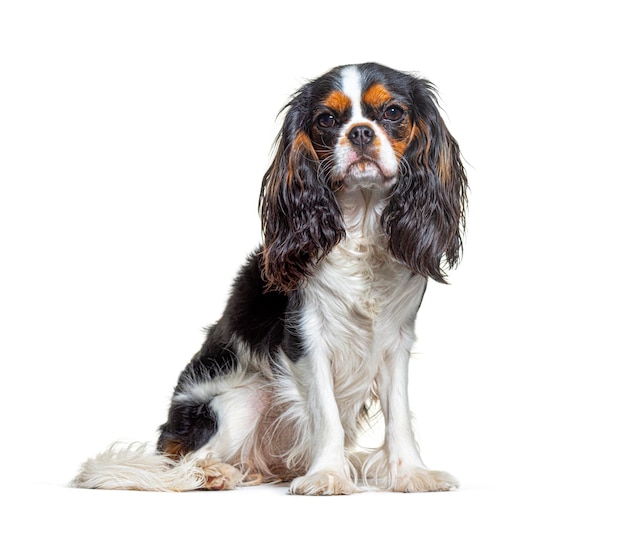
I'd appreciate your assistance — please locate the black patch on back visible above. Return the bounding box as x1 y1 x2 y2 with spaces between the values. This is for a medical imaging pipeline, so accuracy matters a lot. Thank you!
172 252 293 393
220 251 291 354
189 328 239 383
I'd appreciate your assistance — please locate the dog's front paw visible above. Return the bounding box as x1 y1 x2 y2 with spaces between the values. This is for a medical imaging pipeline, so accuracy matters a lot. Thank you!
289 470 359 496
392 467 459 493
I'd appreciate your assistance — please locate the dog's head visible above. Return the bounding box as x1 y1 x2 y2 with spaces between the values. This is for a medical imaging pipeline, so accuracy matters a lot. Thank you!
260 63 468 293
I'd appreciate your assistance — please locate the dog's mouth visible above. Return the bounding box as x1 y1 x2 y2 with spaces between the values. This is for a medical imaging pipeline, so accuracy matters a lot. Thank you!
348 156 382 175
334 155 396 190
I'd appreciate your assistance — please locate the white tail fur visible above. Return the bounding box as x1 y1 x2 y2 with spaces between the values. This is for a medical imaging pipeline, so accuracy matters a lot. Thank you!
71 442 244 491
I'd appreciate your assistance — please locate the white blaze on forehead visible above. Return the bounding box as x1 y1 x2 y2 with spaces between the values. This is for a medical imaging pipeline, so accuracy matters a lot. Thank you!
340 66 364 121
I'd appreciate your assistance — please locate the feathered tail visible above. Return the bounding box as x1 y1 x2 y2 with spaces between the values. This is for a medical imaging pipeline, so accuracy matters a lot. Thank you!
71 442 244 491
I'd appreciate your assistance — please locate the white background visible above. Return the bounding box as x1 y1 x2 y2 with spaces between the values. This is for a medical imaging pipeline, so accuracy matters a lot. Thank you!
1 1 624 531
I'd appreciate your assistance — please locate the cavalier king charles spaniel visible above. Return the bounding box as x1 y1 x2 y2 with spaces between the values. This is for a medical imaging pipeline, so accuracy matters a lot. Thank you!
73 62 467 495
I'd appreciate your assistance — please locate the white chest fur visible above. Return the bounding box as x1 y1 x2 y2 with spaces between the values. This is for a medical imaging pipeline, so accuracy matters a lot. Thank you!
299 189 427 435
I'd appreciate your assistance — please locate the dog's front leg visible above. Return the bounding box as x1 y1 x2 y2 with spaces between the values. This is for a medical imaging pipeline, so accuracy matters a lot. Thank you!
377 347 459 492
288 350 359 496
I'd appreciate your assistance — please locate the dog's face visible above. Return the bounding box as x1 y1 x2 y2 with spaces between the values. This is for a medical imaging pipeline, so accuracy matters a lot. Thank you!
260 63 467 293
308 65 413 192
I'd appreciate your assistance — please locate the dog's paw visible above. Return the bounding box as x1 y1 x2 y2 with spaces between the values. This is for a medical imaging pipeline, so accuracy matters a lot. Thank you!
197 458 244 490
289 470 359 496
392 467 459 493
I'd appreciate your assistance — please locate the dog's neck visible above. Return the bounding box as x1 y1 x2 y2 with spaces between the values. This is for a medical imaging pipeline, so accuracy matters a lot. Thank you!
336 186 390 249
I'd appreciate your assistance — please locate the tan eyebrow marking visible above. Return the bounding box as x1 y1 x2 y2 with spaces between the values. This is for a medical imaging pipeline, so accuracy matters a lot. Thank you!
323 90 351 114
363 83 392 109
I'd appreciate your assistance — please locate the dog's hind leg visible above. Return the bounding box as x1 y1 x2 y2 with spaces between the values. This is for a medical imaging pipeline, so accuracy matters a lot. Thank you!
157 368 269 490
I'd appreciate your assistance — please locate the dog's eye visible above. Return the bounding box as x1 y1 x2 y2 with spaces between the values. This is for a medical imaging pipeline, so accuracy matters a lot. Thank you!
317 113 337 128
382 106 404 122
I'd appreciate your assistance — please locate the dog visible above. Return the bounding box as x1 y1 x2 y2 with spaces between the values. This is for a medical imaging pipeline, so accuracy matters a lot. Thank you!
73 62 467 495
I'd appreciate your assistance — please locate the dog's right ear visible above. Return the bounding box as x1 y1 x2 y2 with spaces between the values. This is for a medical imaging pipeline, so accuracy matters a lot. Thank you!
259 91 344 294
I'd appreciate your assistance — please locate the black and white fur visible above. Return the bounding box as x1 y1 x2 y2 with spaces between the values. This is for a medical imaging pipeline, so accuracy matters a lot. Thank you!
73 63 467 495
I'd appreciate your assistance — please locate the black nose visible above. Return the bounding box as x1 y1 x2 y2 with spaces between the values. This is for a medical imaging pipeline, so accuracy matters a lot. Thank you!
348 125 375 147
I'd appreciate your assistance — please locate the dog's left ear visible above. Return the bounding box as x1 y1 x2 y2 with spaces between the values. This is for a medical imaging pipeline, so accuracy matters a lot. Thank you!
382 79 468 283
259 91 345 294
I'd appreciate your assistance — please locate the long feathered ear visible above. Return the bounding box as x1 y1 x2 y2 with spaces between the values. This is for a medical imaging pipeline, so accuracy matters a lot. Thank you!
259 96 344 293
382 79 468 283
